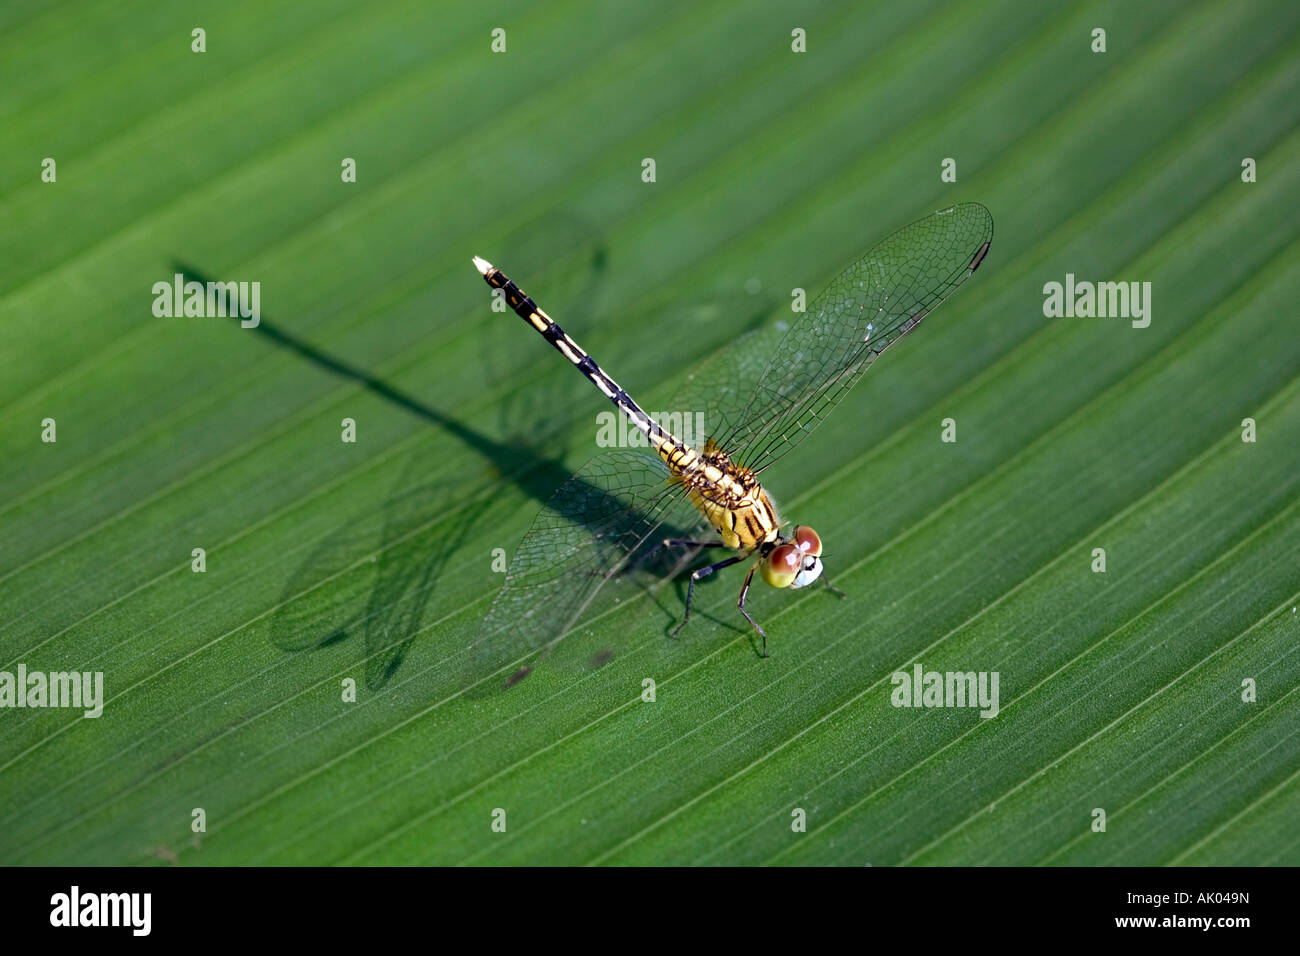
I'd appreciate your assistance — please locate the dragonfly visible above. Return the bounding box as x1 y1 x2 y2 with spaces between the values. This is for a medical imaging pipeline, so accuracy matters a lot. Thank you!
471 202 992 683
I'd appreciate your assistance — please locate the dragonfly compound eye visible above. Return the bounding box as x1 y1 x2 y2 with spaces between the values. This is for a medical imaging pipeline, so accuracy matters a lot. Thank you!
793 525 822 556
761 543 803 589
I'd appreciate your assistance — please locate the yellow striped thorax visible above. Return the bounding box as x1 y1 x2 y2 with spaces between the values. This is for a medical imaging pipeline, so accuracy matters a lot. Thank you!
656 436 781 553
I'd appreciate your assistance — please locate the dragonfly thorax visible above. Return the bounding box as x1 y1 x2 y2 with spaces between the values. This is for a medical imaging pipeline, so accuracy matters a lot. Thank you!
663 440 781 552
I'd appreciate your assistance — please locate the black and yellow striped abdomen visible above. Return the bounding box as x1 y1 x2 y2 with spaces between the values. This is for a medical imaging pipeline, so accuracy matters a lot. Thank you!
476 257 782 554
479 258 672 447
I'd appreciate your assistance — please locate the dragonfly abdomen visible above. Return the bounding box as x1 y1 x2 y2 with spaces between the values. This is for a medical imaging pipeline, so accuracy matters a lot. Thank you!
475 257 686 455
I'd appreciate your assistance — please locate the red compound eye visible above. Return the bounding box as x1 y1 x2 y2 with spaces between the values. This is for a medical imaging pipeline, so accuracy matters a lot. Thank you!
793 525 822 557
761 543 802 588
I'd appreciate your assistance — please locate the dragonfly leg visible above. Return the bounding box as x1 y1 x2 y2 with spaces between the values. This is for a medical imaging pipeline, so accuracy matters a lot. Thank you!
737 562 770 658
823 577 847 599
672 554 743 639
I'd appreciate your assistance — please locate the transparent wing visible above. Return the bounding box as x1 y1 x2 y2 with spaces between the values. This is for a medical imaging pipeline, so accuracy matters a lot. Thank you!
710 202 993 474
469 449 709 689
667 322 786 461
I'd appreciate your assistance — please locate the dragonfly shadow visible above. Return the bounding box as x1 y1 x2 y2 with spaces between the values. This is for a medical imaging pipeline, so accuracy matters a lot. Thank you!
169 256 607 690
264 450 492 691
170 260 583 511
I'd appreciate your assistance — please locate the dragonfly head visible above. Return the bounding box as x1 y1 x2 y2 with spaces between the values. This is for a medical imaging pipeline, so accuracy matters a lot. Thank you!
761 525 823 589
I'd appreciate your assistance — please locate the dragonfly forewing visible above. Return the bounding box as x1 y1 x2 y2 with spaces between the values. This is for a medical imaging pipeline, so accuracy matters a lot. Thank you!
723 202 994 474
